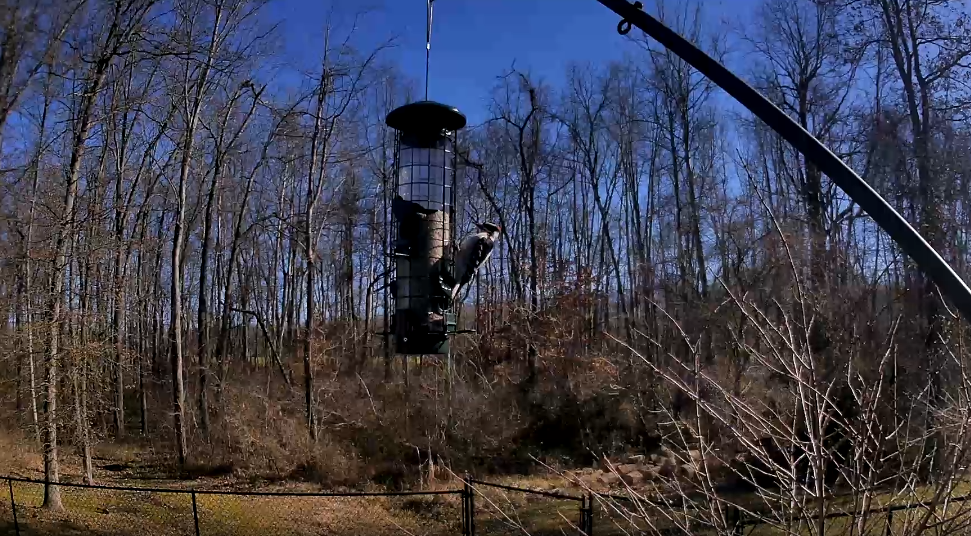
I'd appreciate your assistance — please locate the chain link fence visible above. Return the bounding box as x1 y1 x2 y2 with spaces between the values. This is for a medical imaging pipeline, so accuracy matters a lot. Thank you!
1 477 469 536
464 479 592 536
0 475 597 536
7 473 965 535
5 478 196 535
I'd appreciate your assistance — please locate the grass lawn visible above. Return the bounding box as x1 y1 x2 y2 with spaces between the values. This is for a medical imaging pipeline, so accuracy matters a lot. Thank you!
0 474 656 535
0 480 462 536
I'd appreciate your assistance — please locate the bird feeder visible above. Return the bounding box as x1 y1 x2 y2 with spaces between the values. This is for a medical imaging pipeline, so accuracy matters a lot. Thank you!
386 100 466 355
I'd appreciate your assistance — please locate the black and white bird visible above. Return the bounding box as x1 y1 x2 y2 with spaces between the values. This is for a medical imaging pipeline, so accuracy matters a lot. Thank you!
450 222 501 300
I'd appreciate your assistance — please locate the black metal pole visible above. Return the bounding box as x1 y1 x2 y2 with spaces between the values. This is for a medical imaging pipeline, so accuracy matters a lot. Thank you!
587 493 594 535
460 479 466 536
729 505 742 536
578 495 584 534
595 0 971 324
579 494 591 535
462 480 470 536
465 477 475 536
191 491 201 536
8 479 20 536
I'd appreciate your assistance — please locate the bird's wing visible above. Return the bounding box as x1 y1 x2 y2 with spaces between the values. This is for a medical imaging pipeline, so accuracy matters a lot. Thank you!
455 235 475 268
471 239 487 261
474 238 497 265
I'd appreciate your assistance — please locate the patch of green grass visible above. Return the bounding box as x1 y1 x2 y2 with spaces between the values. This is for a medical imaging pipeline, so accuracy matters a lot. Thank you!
7 481 194 535
4 481 459 536
475 498 583 535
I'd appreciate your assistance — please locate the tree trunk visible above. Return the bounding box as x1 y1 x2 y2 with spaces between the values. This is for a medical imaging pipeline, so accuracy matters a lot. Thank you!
301 45 334 442
75 297 93 485
304 221 318 439
170 189 189 466
113 203 127 438
20 66 53 445
197 162 218 437
43 10 121 504
170 0 223 467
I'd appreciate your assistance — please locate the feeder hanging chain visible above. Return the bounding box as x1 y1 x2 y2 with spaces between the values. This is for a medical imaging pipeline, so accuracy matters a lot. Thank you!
617 1 643 35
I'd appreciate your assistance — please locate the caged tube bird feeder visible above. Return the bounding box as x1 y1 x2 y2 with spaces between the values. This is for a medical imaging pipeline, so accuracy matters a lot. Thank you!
386 100 466 355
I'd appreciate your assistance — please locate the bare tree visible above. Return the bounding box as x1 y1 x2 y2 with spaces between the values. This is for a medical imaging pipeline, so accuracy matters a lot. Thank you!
489 69 553 382
167 0 265 464
0 0 81 147
41 0 157 509
297 17 386 439
860 0 971 478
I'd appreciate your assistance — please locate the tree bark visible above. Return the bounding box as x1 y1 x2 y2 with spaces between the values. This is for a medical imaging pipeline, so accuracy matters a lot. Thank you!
170 0 223 466
42 0 134 504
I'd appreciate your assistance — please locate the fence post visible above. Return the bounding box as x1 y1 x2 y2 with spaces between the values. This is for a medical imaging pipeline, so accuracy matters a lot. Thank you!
8 479 20 536
461 479 468 536
463 476 475 536
579 493 593 535
728 505 742 536
587 492 594 535
460 484 467 536
578 495 585 534
191 491 201 536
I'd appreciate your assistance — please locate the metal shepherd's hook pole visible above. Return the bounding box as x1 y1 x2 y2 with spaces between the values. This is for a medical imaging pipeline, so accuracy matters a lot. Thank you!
426 0 434 100
595 0 971 324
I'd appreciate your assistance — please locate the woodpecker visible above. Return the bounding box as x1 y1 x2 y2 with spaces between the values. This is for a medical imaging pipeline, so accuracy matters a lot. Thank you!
451 222 501 300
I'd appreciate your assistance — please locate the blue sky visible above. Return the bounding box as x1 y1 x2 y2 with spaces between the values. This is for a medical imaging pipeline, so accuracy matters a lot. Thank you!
266 0 758 126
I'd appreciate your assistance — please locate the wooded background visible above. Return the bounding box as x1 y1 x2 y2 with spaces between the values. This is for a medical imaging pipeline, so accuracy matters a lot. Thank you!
0 0 970 516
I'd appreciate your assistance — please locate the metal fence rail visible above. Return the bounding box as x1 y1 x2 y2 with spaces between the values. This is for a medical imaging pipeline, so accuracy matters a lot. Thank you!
468 478 585 502
3 475 457 497
734 492 971 534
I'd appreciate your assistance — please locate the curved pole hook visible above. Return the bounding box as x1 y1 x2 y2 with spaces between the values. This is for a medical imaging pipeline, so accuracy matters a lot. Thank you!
596 0 971 324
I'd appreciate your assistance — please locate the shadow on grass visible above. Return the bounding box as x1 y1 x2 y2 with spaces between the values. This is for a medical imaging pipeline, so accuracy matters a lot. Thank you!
1 494 459 536
0 519 134 536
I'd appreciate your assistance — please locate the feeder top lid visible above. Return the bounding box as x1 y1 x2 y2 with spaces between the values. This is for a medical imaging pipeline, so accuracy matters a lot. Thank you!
386 100 467 133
